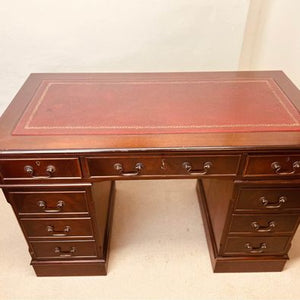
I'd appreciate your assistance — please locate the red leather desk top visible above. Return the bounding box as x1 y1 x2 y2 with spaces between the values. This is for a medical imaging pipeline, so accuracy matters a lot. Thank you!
12 77 300 136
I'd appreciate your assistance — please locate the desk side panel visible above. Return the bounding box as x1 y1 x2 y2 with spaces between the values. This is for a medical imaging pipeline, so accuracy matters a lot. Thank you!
201 178 235 251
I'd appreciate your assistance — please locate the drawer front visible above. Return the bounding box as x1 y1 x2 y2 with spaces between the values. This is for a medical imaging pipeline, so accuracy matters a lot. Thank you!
235 187 300 212
0 158 82 181
229 214 299 234
21 218 94 238
30 240 98 259
224 236 290 255
86 155 240 177
9 190 89 215
244 155 300 178
163 155 240 176
87 156 163 177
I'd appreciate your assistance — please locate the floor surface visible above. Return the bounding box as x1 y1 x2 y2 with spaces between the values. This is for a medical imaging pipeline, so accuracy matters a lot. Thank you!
1 180 300 300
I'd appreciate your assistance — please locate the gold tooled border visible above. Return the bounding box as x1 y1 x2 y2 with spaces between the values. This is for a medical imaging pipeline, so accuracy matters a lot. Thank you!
19 79 300 131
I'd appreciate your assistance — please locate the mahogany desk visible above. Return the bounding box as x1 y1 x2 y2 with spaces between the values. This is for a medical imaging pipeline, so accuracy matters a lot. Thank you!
0 71 300 276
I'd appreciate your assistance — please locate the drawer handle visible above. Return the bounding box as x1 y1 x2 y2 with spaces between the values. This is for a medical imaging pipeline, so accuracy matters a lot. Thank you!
47 225 71 236
251 221 276 232
24 165 56 178
260 196 287 209
182 161 212 175
54 246 76 257
271 161 300 175
37 200 65 213
245 242 267 254
114 162 143 176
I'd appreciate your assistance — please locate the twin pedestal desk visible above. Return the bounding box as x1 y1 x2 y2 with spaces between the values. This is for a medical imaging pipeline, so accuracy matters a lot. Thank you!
0 71 300 276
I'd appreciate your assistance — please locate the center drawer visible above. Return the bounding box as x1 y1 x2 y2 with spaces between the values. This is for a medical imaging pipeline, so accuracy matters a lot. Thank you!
20 217 94 239
85 155 240 177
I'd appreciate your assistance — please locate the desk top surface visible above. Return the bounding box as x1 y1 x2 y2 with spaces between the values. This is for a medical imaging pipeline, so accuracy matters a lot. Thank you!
1 71 300 153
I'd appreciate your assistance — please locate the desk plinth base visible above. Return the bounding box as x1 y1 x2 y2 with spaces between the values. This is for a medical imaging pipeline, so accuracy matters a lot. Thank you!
31 259 108 276
196 180 288 273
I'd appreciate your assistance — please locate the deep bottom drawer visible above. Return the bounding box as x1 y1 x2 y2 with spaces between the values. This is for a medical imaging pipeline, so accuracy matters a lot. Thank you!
223 236 291 255
30 240 98 259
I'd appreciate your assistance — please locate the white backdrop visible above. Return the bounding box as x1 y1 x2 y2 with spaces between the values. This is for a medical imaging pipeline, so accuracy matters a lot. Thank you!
240 0 300 87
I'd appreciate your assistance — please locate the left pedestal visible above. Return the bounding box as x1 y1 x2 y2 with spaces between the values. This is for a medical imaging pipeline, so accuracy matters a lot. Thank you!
3 181 115 276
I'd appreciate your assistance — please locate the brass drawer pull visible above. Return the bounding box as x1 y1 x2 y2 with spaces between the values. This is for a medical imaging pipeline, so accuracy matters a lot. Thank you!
182 161 212 175
54 246 76 257
260 196 287 209
37 200 64 213
271 161 300 175
47 225 71 237
24 165 56 178
245 242 267 254
114 162 143 176
251 221 276 232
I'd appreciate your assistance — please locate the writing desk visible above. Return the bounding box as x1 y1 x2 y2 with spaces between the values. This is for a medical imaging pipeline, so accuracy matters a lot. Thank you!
0 71 300 276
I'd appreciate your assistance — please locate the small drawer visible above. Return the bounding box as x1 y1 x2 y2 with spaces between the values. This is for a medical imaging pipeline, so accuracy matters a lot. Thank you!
235 187 300 212
0 158 82 181
9 190 89 216
30 240 98 259
229 214 299 234
223 236 290 255
21 217 94 239
244 154 300 178
86 155 240 177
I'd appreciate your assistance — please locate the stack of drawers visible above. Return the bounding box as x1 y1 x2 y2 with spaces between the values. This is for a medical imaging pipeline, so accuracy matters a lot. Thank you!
223 154 300 259
1 158 105 274
7 187 100 261
224 186 299 256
